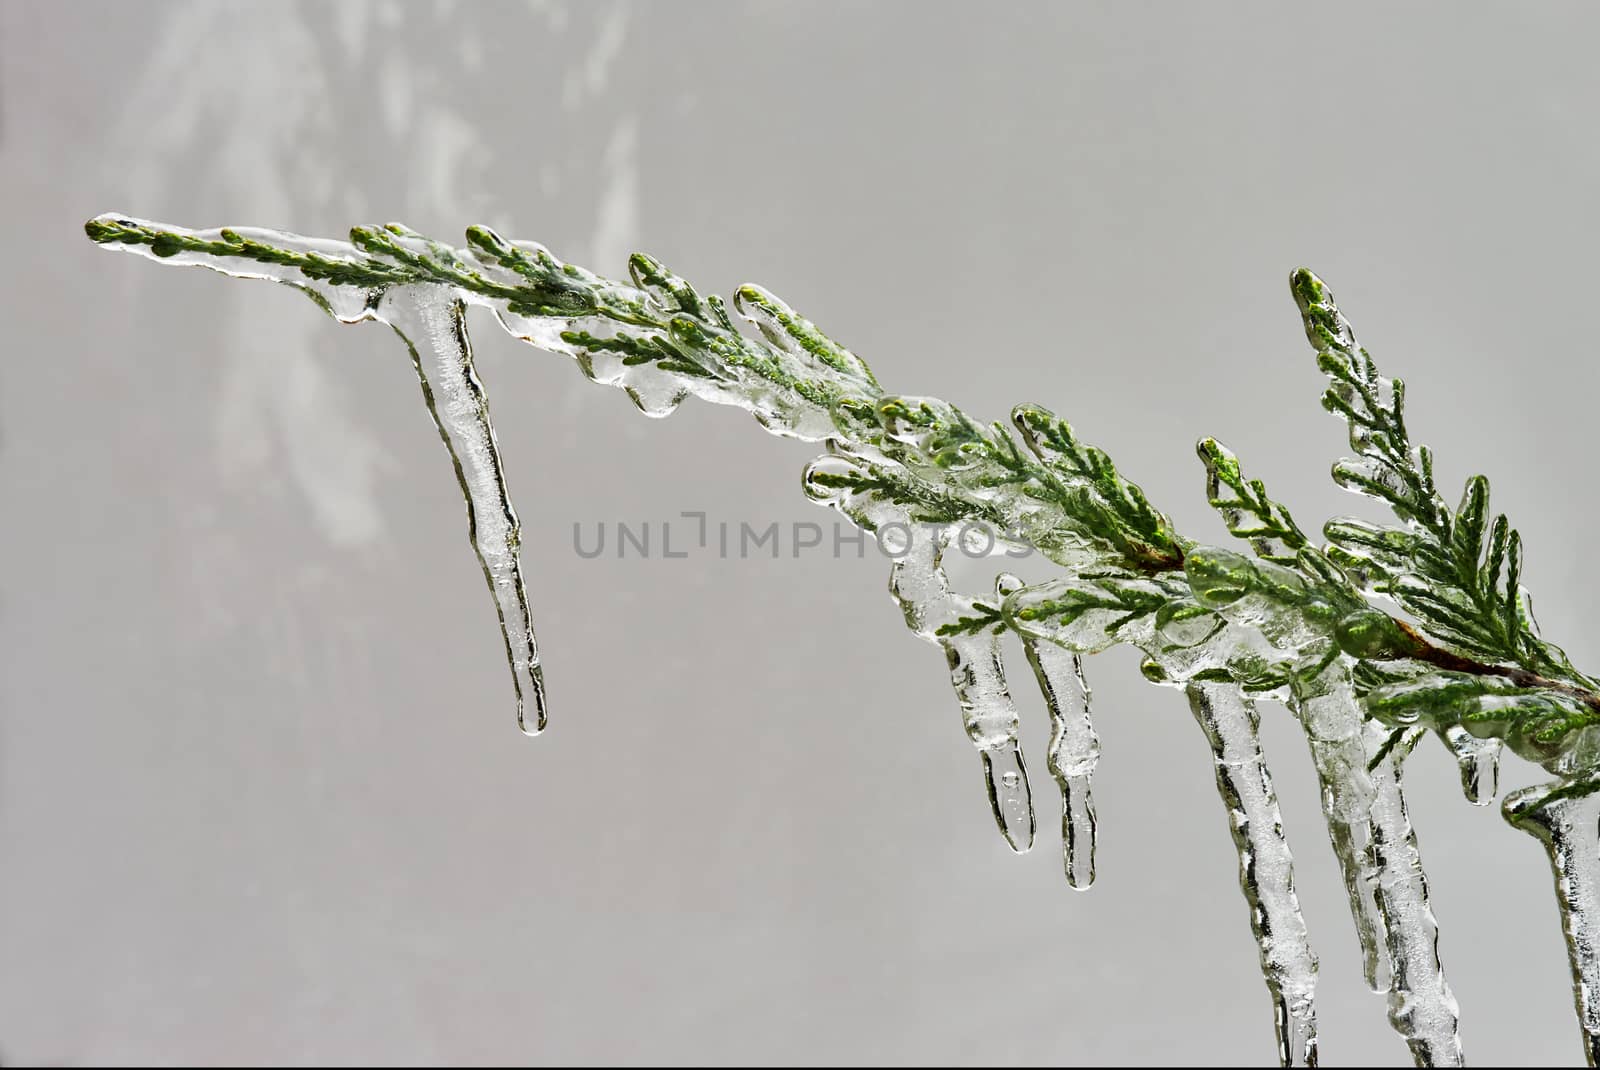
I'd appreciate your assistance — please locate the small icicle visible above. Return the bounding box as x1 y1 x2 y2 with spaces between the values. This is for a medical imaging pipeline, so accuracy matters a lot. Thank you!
890 529 1035 852
382 286 548 734
1187 681 1320 1068
1363 720 1464 1067
999 574 1099 888
980 735 1035 852
1505 781 1600 1067
1292 685 1391 994
1441 725 1502 806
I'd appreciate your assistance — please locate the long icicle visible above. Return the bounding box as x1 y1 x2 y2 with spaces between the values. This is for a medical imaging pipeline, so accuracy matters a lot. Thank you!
1000 574 1099 888
1292 681 1391 995
383 286 548 734
1187 681 1320 1068
1363 721 1463 1067
1505 780 1600 1066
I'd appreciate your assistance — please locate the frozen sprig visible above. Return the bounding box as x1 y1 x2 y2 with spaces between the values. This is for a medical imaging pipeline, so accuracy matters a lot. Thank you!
1294 269 1591 689
1366 672 1600 766
1198 437 1310 566
1011 403 1189 571
88 214 1600 1065
825 394 1188 573
87 214 1600 770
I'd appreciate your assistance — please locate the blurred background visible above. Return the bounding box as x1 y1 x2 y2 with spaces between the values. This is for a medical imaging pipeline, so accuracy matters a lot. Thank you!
5 1 1600 1063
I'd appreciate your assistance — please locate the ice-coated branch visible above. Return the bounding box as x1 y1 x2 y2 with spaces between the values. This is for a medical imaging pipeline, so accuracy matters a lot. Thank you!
88 214 1600 1064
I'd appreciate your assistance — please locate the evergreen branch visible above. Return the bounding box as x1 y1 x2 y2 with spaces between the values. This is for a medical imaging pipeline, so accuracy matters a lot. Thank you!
1004 571 1189 654
91 212 1600 1065
1366 671 1600 765
1197 437 1308 565
1011 404 1188 570
85 215 1600 769
1292 269 1594 690
89 214 1184 578
85 215 419 290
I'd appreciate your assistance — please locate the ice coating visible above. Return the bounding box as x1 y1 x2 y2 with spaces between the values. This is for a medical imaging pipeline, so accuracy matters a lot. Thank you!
889 526 1034 852
1005 567 1327 1059
800 453 1041 852
1187 681 1319 1068
1294 672 1465 1064
383 287 547 734
1000 574 1099 888
1292 678 1391 994
1183 536 1463 1058
88 215 890 731
1506 783 1600 1067
1442 725 1501 806
86 216 863 438
91 218 552 733
1362 721 1463 1066
998 571 1175 655
95 215 1595 1063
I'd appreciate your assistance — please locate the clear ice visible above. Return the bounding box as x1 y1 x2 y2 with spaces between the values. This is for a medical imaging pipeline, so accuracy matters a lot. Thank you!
886 526 1034 852
1292 677 1392 995
1004 581 1324 1066
89 216 879 734
90 222 552 732
1507 782 1600 1066
1001 574 1099 888
94 215 1600 1067
1442 725 1501 806
383 288 547 733
1187 680 1319 1068
1286 669 1462 1065
1362 720 1463 1067
1177 543 1462 1063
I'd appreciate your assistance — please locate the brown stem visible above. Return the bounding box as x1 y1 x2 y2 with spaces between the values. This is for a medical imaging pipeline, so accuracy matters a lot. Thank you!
1396 620 1600 716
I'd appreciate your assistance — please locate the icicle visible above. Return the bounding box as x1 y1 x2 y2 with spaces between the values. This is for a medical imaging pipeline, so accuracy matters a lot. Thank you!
1363 720 1464 1067
1187 681 1320 1067
382 286 547 734
1293 683 1463 1063
1441 725 1501 806
999 574 1099 887
889 528 1034 852
1505 781 1600 1067
1291 683 1391 994
88 220 552 730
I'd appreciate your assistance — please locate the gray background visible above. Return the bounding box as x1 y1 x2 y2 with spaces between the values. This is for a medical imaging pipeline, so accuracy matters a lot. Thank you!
3 1 1597 1064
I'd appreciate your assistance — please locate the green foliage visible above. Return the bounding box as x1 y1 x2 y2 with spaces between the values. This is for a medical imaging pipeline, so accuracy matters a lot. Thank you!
733 283 880 392
1197 437 1308 565
1366 671 1600 765
935 600 1008 638
1292 269 1593 690
823 393 1189 574
86 216 417 290
1012 404 1188 571
85 215 1600 779
1005 570 1191 654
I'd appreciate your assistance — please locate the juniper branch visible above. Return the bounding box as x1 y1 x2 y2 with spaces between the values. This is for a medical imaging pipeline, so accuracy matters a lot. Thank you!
84 214 1600 774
